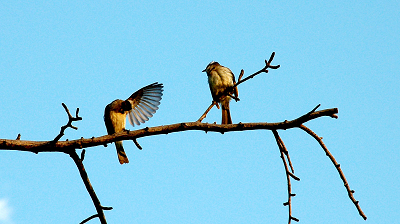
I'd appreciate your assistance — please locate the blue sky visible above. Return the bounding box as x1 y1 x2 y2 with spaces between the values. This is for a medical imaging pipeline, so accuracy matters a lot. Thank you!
0 1 399 223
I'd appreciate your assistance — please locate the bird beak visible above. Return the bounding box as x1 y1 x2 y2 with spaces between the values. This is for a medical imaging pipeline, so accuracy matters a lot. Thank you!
202 69 206 72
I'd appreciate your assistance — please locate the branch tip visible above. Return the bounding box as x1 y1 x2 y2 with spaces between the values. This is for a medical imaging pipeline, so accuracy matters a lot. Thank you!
290 216 300 222
133 138 142 150
79 214 99 224
101 206 113 210
268 52 276 63
238 69 244 82
299 124 367 220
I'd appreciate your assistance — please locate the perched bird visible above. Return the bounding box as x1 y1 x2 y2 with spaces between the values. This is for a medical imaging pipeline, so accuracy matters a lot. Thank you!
104 82 163 164
203 62 238 124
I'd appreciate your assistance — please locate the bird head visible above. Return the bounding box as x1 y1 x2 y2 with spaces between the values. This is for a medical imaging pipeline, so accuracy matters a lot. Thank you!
202 61 220 73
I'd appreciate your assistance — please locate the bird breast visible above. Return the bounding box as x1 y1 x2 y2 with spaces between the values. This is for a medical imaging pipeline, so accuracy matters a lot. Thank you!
208 70 233 96
109 110 127 133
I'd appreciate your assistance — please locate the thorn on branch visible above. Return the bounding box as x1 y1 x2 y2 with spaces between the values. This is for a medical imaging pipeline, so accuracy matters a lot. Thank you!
101 206 113 210
311 104 321 113
290 216 300 222
288 172 301 181
237 122 244 129
303 104 321 118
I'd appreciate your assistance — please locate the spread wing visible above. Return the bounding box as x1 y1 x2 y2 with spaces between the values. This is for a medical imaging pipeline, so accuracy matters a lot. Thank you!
126 82 164 126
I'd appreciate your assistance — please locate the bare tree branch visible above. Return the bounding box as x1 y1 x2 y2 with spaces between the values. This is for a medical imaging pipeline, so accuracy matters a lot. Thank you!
299 124 367 220
1 103 367 222
70 150 112 224
272 130 300 224
0 104 366 220
0 107 338 153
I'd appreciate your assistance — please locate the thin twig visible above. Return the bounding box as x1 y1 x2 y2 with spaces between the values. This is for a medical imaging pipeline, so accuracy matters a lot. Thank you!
133 138 142 150
273 130 296 174
234 52 280 88
197 101 217 122
299 124 367 220
70 150 111 224
272 130 300 223
80 214 99 224
238 69 244 82
52 103 82 143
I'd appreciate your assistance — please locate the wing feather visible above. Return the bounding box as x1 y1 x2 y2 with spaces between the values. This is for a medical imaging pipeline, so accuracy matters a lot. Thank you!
126 82 163 126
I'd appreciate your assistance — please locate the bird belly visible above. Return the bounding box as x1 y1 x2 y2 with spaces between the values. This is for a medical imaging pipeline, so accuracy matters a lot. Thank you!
208 72 233 100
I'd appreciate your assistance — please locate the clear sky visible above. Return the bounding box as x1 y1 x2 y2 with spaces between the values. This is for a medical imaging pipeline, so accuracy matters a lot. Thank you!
0 1 399 223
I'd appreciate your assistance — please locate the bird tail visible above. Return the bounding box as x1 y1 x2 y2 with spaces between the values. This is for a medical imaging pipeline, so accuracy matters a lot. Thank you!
116 141 129 164
221 105 232 124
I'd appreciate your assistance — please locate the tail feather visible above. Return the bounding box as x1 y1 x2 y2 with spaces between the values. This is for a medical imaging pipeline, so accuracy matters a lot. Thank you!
221 108 232 124
115 141 129 164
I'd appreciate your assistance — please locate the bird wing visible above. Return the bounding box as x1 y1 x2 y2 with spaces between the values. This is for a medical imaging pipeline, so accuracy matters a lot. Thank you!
227 67 239 98
221 66 239 98
126 82 164 126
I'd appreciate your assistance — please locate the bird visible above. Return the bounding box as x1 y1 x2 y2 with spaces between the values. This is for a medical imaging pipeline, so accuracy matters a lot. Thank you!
203 62 238 124
104 82 163 164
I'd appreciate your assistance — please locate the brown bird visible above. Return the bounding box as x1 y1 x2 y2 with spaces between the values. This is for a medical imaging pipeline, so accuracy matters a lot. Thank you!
104 82 163 164
203 62 238 124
